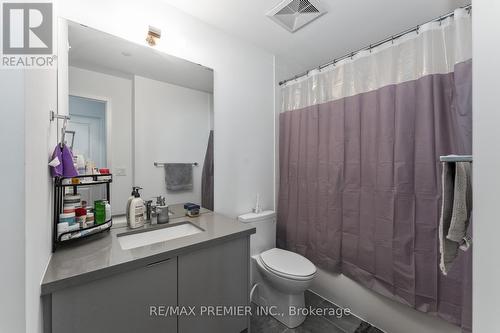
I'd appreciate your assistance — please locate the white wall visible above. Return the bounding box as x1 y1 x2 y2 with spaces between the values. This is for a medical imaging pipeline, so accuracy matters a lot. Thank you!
0 71 26 333
69 66 133 215
24 69 58 333
472 1 500 332
134 75 211 204
0 68 57 333
57 0 275 218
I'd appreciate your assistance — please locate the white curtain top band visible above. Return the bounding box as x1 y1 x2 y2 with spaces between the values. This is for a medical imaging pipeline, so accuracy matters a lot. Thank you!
281 8 472 112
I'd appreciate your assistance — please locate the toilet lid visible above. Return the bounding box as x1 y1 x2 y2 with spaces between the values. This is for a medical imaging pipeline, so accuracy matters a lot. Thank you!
260 248 316 277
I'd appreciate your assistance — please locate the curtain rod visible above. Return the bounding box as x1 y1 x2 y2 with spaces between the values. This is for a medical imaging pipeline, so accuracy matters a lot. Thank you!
278 4 472 86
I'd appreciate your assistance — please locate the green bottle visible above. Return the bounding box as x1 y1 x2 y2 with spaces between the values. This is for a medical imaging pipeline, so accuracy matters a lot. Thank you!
94 200 106 225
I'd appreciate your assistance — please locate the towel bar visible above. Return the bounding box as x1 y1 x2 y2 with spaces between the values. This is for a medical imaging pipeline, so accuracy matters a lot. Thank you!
154 162 198 167
439 155 472 163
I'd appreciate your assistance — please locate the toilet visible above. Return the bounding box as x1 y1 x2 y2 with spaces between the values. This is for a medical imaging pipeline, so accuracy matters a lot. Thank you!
238 211 317 328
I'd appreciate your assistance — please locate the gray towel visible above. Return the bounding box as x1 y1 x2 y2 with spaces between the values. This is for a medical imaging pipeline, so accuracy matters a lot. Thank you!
164 163 193 191
439 161 472 275
448 162 472 243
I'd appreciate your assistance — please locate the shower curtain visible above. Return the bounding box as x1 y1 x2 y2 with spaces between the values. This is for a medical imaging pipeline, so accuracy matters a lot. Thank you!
278 8 472 332
201 130 214 210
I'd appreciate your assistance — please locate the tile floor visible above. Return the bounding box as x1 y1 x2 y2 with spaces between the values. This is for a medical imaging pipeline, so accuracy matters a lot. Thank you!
249 290 384 333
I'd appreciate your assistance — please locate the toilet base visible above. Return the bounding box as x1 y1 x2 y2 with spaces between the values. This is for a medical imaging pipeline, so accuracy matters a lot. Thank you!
251 256 308 328
266 288 306 328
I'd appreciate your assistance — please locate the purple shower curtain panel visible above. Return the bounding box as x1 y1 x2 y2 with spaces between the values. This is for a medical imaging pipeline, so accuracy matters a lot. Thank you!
278 60 472 332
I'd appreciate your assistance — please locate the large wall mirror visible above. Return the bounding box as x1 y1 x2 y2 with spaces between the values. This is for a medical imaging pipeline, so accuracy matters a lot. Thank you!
66 21 214 216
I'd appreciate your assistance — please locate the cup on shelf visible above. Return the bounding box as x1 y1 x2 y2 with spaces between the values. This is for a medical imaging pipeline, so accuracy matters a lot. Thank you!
86 212 95 227
75 208 87 228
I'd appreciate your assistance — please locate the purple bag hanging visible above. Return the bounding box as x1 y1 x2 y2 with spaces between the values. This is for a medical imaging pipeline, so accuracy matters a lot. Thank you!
61 145 78 178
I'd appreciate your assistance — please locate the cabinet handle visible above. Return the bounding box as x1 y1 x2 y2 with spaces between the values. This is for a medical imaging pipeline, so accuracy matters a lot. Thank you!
146 258 171 268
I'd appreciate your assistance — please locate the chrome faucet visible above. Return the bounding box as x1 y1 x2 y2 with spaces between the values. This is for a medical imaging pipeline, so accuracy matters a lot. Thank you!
145 200 154 222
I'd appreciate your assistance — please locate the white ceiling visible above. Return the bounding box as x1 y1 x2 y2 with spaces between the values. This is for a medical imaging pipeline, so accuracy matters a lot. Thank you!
162 0 470 80
68 21 214 93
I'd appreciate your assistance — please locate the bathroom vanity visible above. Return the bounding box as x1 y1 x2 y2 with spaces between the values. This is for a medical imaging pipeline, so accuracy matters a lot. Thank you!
41 213 255 333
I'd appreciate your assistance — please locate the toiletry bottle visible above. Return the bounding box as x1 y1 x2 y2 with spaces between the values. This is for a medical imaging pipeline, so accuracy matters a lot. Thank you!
127 187 145 229
126 187 142 225
94 200 106 225
104 200 111 221
75 155 86 175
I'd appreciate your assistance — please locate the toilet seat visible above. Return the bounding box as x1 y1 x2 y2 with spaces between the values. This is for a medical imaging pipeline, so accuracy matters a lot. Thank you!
259 248 316 281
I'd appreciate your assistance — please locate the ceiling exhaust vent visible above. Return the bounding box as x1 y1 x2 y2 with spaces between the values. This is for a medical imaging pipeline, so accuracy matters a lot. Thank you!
267 0 327 33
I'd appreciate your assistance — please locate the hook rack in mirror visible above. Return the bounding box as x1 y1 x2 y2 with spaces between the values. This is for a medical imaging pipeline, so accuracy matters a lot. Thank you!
50 110 71 122
50 111 71 147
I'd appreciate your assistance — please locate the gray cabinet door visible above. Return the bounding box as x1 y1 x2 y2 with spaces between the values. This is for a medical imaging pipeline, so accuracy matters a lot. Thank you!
52 257 177 333
178 237 250 333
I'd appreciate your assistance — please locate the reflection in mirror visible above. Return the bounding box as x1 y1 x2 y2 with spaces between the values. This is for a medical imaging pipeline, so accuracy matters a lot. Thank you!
67 21 214 217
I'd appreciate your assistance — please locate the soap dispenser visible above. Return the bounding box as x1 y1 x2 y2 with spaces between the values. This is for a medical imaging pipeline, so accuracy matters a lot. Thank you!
127 187 145 229
126 186 141 223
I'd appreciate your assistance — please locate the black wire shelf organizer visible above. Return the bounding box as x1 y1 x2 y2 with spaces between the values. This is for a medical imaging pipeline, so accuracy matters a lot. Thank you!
53 174 113 252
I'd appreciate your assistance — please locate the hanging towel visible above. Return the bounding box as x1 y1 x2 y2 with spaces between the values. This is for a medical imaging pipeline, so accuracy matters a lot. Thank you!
49 144 78 178
447 162 473 244
164 163 193 191
439 161 472 275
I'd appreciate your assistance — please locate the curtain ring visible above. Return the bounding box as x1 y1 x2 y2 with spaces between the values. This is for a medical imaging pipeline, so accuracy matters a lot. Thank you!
369 44 372 53
416 25 420 34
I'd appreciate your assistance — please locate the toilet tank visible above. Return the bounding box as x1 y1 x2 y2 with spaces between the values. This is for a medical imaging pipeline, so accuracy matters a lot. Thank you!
238 210 276 256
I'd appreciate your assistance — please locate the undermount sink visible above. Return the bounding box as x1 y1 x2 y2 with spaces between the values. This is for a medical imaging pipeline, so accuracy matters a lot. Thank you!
117 221 204 250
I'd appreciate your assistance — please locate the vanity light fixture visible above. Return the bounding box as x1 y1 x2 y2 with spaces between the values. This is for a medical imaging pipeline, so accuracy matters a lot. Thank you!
146 26 161 46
